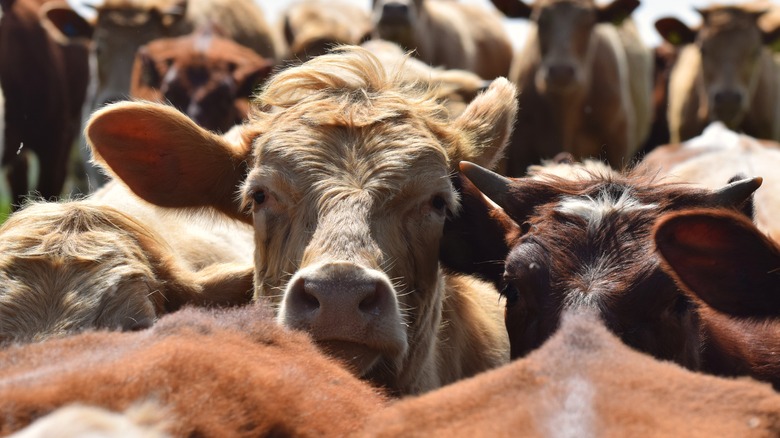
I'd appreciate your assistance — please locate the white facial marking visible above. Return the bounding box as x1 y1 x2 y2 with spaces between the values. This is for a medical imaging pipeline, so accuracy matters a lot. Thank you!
548 376 596 438
556 188 657 230
686 121 741 150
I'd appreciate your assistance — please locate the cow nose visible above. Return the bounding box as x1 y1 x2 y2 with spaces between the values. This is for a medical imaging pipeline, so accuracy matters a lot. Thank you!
713 90 742 108
381 2 409 22
547 64 576 85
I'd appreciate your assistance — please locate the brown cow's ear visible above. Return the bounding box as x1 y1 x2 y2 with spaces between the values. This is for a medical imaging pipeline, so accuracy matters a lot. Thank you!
86 101 253 222
596 0 639 25
489 0 532 19
655 17 697 47
654 209 780 318
450 78 517 171
41 3 94 41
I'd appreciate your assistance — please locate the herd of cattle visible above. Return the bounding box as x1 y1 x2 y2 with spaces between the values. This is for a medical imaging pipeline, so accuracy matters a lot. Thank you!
2 0 780 435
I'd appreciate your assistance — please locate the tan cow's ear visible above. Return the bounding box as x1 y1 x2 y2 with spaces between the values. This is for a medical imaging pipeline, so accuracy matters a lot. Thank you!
450 77 517 171
86 101 253 222
40 2 94 42
655 18 697 47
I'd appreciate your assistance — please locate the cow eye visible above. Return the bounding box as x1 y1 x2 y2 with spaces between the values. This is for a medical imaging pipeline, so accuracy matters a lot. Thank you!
521 221 533 234
253 190 266 205
499 282 520 306
431 195 447 212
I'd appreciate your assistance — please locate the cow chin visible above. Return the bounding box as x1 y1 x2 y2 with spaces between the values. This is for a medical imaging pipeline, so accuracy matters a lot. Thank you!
316 340 383 376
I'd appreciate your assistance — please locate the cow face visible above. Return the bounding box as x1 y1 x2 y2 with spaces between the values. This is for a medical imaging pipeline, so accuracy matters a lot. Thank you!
371 0 423 51
86 47 517 390
461 162 760 364
526 0 639 94
656 7 780 130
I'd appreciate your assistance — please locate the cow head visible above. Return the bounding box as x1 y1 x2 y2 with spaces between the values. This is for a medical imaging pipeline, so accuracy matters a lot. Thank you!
283 1 372 61
656 7 780 129
130 28 274 133
506 0 639 94
460 161 760 364
86 47 517 392
371 0 423 51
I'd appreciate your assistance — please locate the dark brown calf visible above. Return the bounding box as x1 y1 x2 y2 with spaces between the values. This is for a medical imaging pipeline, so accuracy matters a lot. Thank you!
458 160 759 367
655 208 780 389
130 27 274 133
0 304 386 436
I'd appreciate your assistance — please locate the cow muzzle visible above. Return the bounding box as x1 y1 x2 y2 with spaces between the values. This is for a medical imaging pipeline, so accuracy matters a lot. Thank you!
279 261 408 376
711 89 746 128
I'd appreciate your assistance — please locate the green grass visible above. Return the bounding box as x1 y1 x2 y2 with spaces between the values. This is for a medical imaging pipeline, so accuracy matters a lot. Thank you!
0 170 10 225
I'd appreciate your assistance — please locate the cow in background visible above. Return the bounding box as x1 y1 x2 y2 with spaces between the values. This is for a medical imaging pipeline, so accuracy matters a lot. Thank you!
130 27 275 133
491 0 653 175
371 0 513 80
0 304 386 436
10 403 170 438
41 0 278 191
655 208 780 389
86 47 514 395
0 0 91 206
281 0 372 62
656 5 780 143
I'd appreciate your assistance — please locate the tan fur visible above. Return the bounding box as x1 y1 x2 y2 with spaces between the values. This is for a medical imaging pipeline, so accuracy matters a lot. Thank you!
87 46 516 395
0 181 254 344
281 0 372 61
372 0 513 80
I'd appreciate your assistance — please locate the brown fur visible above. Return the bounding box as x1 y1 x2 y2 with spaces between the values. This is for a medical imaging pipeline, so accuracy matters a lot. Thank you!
657 5 780 142
130 27 275 133
0 180 254 344
281 0 372 61
87 46 515 395
496 0 653 175
359 310 780 437
371 0 513 80
0 304 386 436
0 0 91 205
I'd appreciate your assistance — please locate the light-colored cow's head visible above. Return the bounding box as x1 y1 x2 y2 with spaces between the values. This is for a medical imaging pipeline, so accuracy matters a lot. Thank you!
656 6 780 129
0 201 253 344
497 0 639 94
130 27 274 133
371 0 424 51
86 47 516 391
282 0 372 61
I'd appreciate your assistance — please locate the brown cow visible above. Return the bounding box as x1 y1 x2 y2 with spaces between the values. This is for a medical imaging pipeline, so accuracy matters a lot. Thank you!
656 5 780 143
491 0 653 175
130 27 275 133
371 0 513 80
360 310 780 437
0 181 254 344
639 122 780 242
655 208 780 389
0 304 387 436
281 0 372 61
0 0 91 205
85 46 514 395
455 159 759 365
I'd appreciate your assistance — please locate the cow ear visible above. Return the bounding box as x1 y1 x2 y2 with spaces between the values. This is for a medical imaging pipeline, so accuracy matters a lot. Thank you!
40 3 94 41
489 0 532 19
654 209 780 318
596 0 639 25
86 101 253 222
655 17 696 46
449 77 517 171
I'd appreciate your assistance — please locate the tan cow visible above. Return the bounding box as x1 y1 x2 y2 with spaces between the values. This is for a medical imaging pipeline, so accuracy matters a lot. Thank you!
130 27 275 133
491 0 653 175
639 122 780 242
371 0 513 80
86 46 514 395
0 180 254 344
281 0 372 61
656 5 780 143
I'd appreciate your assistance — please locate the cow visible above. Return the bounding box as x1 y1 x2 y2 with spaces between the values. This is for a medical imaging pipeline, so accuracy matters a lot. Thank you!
639 122 780 242
0 180 255 344
281 0 372 62
637 42 679 155
361 39 492 118
85 46 514 395
360 310 780 436
655 208 780 389
370 0 513 80
10 403 170 438
453 159 759 366
0 0 91 206
0 304 387 436
490 0 653 176
656 5 780 143
130 27 275 133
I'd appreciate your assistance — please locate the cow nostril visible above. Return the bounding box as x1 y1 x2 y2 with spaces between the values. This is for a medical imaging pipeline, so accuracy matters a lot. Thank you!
288 277 321 313
714 91 742 107
358 284 384 316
